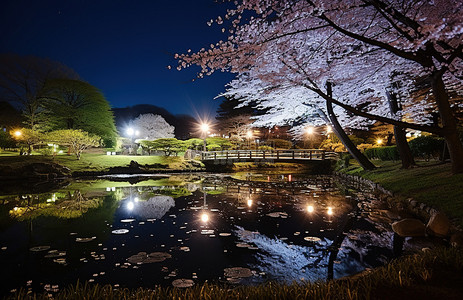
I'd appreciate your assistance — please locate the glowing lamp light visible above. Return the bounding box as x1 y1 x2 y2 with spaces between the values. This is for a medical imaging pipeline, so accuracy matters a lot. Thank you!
127 201 134 211
200 123 209 133
134 197 139 202
376 138 383 145
307 205 314 213
306 127 314 135
201 212 209 223
326 126 332 133
14 130 22 137
246 130 253 138
247 199 253 208
327 207 333 216
126 128 134 136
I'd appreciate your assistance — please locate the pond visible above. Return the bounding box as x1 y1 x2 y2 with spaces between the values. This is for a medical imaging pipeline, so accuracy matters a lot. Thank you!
0 172 396 295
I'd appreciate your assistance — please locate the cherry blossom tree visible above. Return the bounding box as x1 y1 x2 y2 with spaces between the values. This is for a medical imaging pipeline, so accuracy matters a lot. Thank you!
177 0 463 173
131 113 175 140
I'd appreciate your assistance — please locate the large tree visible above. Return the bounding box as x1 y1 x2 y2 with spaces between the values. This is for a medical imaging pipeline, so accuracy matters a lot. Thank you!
42 79 117 147
177 0 463 173
0 54 79 130
131 114 175 140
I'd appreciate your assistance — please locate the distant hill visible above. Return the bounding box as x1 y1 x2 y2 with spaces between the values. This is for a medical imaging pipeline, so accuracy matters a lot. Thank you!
112 104 196 139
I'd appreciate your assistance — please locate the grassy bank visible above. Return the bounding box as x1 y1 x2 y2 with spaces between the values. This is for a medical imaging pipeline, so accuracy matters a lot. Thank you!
6 247 463 300
338 160 463 226
0 150 190 173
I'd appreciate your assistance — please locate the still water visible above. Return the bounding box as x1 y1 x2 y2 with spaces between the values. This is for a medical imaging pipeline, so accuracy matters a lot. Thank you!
0 172 395 295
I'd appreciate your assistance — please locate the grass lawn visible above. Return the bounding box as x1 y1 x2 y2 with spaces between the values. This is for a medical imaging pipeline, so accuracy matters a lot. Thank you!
0 150 186 173
340 160 463 226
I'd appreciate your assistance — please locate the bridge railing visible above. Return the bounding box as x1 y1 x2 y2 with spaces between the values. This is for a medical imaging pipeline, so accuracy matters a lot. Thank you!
201 149 338 161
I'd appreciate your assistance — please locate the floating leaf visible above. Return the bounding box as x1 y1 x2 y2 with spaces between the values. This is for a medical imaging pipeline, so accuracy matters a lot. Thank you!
112 229 129 235
127 252 172 264
304 236 321 242
224 267 253 278
120 219 135 223
76 237 96 243
30 246 50 252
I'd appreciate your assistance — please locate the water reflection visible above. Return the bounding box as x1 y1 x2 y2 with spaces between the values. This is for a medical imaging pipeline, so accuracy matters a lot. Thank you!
0 173 395 296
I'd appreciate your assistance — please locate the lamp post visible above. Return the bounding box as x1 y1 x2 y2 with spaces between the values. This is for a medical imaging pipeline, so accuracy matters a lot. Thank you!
200 123 209 152
126 127 139 155
305 126 314 149
246 130 253 149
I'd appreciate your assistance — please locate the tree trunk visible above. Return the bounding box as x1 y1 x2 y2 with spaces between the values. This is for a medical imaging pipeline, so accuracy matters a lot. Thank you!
385 90 415 169
431 73 463 174
326 82 376 170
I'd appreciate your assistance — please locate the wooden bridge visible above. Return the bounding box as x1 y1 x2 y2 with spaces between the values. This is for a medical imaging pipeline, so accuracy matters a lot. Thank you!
201 149 338 165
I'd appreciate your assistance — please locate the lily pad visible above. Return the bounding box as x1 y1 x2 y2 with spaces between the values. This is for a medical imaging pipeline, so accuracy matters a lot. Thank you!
304 236 321 242
112 229 129 235
127 252 172 264
172 279 194 288
76 237 96 242
30 246 51 252
219 233 232 237
120 219 135 223
224 267 253 278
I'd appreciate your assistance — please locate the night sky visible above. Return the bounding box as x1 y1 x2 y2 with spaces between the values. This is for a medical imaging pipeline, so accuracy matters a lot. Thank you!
0 0 235 117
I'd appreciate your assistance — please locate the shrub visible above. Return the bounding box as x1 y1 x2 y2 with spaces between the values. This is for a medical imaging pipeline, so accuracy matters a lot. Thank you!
357 143 374 153
409 136 444 160
264 139 292 149
364 146 399 161
206 137 233 150
258 145 273 151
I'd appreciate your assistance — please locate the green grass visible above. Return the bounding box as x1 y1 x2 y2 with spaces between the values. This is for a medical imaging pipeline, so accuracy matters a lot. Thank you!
340 160 463 226
6 247 463 299
0 151 186 173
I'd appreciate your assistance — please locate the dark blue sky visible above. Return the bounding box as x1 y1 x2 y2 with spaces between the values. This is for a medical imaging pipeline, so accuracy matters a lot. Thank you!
0 0 235 117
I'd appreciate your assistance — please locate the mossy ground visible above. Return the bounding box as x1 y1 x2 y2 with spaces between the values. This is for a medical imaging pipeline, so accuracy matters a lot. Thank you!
338 160 463 227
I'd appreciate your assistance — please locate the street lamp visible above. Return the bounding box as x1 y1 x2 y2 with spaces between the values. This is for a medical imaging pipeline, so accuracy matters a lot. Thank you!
14 130 22 138
200 123 209 151
246 130 253 149
305 126 314 149
126 127 139 154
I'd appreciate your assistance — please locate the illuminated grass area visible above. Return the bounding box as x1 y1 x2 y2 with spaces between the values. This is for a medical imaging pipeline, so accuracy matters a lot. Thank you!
6 247 463 300
0 151 187 173
339 160 463 227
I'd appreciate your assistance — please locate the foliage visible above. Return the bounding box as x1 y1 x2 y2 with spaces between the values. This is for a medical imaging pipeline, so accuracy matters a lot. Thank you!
409 136 445 160
176 0 463 173
0 54 79 130
364 146 400 161
12 128 45 154
140 138 186 156
263 139 292 149
184 138 204 150
206 144 221 151
206 137 233 150
131 113 175 140
357 143 374 153
258 145 273 151
319 138 346 152
48 129 100 160
42 79 117 147
0 131 17 149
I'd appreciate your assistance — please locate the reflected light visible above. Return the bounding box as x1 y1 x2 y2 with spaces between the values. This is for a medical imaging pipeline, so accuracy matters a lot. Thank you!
307 205 314 213
327 207 333 215
201 212 209 223
127 201 134 211
247 199 253 207
134 197 139 202
288 174 292 182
